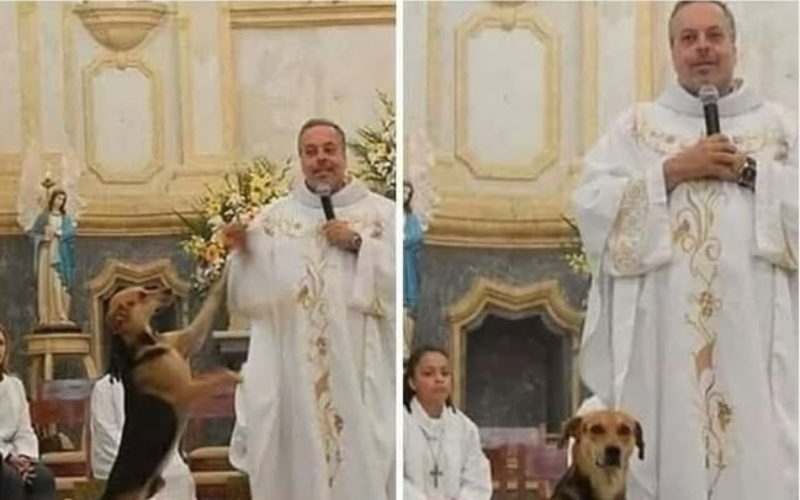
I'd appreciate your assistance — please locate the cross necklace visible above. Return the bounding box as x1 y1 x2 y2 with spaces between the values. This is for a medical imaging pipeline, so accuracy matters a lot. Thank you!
419 421 445 489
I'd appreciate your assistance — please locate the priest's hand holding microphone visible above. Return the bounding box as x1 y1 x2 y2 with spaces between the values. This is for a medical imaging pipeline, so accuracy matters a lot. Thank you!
663 84 754 192
219 182 363 254
317 182 363 253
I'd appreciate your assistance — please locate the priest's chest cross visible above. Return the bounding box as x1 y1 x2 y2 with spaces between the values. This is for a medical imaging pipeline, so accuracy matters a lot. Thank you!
430 463 443 488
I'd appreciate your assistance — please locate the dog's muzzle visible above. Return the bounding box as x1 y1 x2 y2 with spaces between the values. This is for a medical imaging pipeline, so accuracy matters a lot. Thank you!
601 446 621 467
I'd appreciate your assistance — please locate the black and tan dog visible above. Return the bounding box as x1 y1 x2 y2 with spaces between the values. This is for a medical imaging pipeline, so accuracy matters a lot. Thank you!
99 271 240 500
550 410 644 500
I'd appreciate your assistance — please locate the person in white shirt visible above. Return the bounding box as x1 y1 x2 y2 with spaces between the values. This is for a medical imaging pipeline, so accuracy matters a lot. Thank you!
403 345 492 500
90 373 197 500
0 323 56 500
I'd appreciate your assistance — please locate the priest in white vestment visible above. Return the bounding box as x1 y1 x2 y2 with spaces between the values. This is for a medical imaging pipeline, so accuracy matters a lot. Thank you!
90 374 197 500
403 346 492 500
226 119 395 500
572 3 797 500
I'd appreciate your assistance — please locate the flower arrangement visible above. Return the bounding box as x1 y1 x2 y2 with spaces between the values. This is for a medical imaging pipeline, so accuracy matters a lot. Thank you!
178 156 290 292
349 90 395 198
561 215 591 280
560 216 592 312
562 217 592 280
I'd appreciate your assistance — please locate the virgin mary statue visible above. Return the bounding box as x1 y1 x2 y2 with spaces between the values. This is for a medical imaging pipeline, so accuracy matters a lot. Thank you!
30 188 77 327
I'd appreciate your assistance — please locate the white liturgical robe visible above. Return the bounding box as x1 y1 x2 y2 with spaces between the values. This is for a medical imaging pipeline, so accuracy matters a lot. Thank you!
228 364 248 474
228 178 395 500
0 375 39 460
573 81 798 500
404 398 492 500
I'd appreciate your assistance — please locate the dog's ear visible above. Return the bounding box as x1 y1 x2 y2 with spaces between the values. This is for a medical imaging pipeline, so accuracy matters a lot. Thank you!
634 420 645 460
559 416 582 448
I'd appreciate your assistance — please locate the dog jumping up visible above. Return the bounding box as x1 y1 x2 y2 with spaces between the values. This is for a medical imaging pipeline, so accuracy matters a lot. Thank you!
550 410 644 500
99 269 240 500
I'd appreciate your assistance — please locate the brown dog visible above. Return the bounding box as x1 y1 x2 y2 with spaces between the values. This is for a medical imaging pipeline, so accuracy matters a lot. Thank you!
550 410 644 500
99 271 239 500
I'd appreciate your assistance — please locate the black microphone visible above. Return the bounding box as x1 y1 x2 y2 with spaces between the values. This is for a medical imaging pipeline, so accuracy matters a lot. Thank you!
316 183 335 221
699 84 720 136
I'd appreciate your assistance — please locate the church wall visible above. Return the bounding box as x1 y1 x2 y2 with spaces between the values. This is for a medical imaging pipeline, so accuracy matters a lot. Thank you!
0 2 395 236
0 2 395 391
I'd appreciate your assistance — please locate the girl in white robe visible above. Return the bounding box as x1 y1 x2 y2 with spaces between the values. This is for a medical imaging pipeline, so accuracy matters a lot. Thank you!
0 324 57 500
403 346 492 500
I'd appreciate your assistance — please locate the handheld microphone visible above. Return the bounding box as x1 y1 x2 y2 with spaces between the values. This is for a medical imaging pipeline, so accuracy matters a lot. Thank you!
316 183 335 221
699 84 720 136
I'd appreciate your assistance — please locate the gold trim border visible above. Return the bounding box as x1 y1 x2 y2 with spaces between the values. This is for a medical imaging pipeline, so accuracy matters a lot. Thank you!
0 211 187 236
220 3 236 160
176 3 236 177
581 1 598 154
425 3 595 248
447 278 582 411
454 3 560 180
62 3 77 152
635 2 656 102
2 2 42 179
20 2 40 151
82 53 165 184
229 1 396 29
428 213 577 249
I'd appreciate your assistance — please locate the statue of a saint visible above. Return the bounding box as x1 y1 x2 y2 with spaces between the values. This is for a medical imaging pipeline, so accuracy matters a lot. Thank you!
404 181 423 358
30 188 77 328
403 131 439 359
17 145 84 331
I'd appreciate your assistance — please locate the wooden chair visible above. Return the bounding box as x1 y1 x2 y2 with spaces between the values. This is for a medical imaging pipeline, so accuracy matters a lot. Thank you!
183 384 246 499
71 478 106 500
484 443 529 500
481 424 567 500
485 445 510 499
31 378 96 499
523 442 568 499
227 474 251 500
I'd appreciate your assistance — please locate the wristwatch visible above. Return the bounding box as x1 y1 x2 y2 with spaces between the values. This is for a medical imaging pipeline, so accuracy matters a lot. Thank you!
737 156 757 191
349 233 363 253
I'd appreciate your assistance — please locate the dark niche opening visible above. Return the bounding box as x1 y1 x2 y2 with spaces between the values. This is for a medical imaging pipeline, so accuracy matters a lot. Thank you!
464 312 572 432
